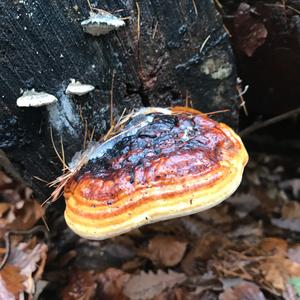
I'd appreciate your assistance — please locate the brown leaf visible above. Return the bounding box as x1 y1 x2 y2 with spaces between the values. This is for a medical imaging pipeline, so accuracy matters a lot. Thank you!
0 171 13 187
180 216 213 238
234 3 268 56
153 287 185 300
8 241 48 294
259 256 300 292
228 193 260 218
61 270 98 300
122 258 144 272
58 250 78 268
282 202 300 219
279 179 300 198
197 205 232 225
97 268 130 300
123 270 186 300
0 171 44 238
271 218 300 232
0 203 11 218
259 238 288 256
230 223 263 239
288 245 300 264
219 282 265 300
271 201 300 232
139 236 187 267
181 233 232 275
0 264 25 299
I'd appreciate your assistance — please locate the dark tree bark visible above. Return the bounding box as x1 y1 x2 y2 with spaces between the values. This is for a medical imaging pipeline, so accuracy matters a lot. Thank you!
0 0 239 198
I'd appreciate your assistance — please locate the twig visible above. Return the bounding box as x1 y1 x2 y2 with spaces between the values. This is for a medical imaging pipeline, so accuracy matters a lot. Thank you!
78 105 84 125
191 0 198 16
264 3 300 15
50 127 70 172
152 21 158 39
287 5 300 15
214 0 223 9
185 91 190 107
236 84 249 116
282 0 286 11
205 109 230 116
121 16 131 20
200 35 211 53
60 135 66 173
41 216 50 232
240 107 300 137
33 176 49 184
136 1 141 42
89 126 96 143
223 24 232 37
110 70 116 127
79 105 92 148
0 226 49 270
86 0 92 11
83 120 88 150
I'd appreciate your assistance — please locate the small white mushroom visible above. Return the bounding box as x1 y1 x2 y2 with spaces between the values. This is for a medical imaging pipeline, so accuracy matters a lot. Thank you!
65 79 95 96
81 11 125 36
17 89 58 107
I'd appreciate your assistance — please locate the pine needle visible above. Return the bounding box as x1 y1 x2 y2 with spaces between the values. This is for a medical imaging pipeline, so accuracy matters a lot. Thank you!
50 127 70 172
136 1 141 42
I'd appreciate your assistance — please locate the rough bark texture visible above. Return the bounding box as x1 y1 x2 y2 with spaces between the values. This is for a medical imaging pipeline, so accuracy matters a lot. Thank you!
0 0 239 198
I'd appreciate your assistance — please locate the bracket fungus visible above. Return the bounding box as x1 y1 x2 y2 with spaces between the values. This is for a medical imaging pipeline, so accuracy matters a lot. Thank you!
81 11 125 36
61 107 248 240
65 79 95 96
17 89 58 107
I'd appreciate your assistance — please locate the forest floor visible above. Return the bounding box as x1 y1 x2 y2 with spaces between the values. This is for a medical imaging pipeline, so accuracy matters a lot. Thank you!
1 138 300 300
1 1 300 299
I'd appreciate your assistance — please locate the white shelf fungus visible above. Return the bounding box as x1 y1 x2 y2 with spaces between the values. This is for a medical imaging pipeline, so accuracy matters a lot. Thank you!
17 89 58 107
65 79 95 96
81 11 125 36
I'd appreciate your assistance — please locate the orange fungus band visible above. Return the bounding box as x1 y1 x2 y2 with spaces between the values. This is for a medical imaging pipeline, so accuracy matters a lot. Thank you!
64 107 248 239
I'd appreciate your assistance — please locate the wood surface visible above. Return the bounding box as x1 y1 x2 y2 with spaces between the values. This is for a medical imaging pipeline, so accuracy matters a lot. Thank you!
0 0 239 199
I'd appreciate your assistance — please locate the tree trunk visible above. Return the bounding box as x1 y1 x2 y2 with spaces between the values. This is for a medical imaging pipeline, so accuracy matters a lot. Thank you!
0 0 239 198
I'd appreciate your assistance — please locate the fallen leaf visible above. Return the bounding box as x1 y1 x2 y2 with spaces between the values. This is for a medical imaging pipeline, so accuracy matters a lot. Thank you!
153 287 184 300
0 264 25 299
97 268 130 300
180 216 213 238
230 222 262 238
122 258 144 272
271 201 300 232
197 205 232 225
8 241 48 294
58 250 77 268
282 202 300 219
288 245 300 264
271 218 300 232
181 233 231 275
189 271 221 296
219 282 265 300
228 193 260 218
0 171 44 238
61 270 98 300
33 280 48 300
279 179 300 198
123 270 186 300
234 2 268 56
259 256 300 292
259 238 288 256
211 252 254 282
138 236 187 267
0 240 47 298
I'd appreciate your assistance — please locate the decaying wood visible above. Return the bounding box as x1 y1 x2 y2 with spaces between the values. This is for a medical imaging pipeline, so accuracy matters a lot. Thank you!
0 0 239 198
